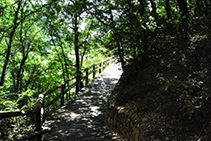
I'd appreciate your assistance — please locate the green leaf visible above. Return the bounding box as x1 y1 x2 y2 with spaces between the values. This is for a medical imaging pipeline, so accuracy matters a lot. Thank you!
197 81 203 86
164 85 169 91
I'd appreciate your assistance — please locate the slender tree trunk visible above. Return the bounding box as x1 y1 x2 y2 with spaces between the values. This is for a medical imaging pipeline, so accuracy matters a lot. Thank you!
108 5 125 71
138 0 145 15
80 48 86 67
52 40 66 84
15 55 28 93
11 71 16 92
20 68 24 92
25 66 37 90
136 37 141 57
0 1 22 86
57 35 71 99
74 14 80 93
165 0 171 19
16 10 25 93
57 36 69 77
117 40 125 72
177 0 189 17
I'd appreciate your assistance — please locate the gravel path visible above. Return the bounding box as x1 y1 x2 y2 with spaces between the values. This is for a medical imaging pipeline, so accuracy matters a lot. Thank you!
42 63 123 141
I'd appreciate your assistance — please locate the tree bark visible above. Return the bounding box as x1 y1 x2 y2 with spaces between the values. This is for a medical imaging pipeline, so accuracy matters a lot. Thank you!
57 35 71 99
57 34 70 80
74 13 80 93
165 0 171 19
117 39 125 72
177 0 189 17
0 1 22 86
15 55 28 93
138 0 146 15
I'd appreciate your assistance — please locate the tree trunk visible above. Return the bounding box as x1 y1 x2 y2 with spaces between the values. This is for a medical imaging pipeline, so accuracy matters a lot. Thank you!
0 1 22 86
15 55 28 93
74 14 80 93
138 0 146 15
177 0 189 17
117 40 125 72
52 40 66 86
165 0 171 19
58 36 71 99
80 48 86 67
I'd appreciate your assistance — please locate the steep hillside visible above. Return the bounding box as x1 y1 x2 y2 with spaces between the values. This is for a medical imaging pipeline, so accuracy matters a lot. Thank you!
108 31 211 140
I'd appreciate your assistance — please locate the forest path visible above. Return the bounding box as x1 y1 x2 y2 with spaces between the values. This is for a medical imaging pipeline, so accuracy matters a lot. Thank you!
42 62 123 141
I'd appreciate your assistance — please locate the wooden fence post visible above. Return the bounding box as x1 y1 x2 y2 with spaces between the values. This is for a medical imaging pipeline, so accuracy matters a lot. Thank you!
35 94 44 141
93 65 95 78
107 59 110 66
76 77 79 94
68 81 71 99
86 69 88 86
66 82 69 100
61 84 64 107
99 63 102 73
103 61 106 70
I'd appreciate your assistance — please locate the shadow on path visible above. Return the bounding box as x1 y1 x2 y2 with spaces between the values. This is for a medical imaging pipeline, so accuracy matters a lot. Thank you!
42 63 122 141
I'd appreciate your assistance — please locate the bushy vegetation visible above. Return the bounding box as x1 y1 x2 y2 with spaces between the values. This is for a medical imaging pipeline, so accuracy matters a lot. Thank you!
0 0 109 139
114 31 211 138
99 0 211 139
1 0 211 139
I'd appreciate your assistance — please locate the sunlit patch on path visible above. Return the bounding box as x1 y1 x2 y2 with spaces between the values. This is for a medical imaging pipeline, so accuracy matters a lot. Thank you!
42 62 122 141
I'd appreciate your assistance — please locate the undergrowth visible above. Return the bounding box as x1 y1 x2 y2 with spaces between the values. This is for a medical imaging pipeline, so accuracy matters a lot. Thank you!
114 19 211 140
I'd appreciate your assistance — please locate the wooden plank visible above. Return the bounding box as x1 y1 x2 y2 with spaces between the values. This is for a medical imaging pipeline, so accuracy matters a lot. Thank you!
44 83 76 108
83 57 112 71
44 93 63 108
99 63 102 73
35 94 44 141
42 83 64 96
0 109 39 119
64 75 76 83
61 84 65 107
64 83 76 94
95 65 106 72
36 94 44 109
93 65 96 78
86 69 88 85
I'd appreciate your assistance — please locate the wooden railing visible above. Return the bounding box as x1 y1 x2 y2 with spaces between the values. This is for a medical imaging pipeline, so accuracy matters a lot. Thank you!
0 56 115 141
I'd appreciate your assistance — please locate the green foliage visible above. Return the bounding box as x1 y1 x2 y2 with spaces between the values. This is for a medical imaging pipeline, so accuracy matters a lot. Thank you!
0 0 108 139
108 0 211 123
0 116 35 140
115 21 211 122
1 0 211 139
0 89 36 113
